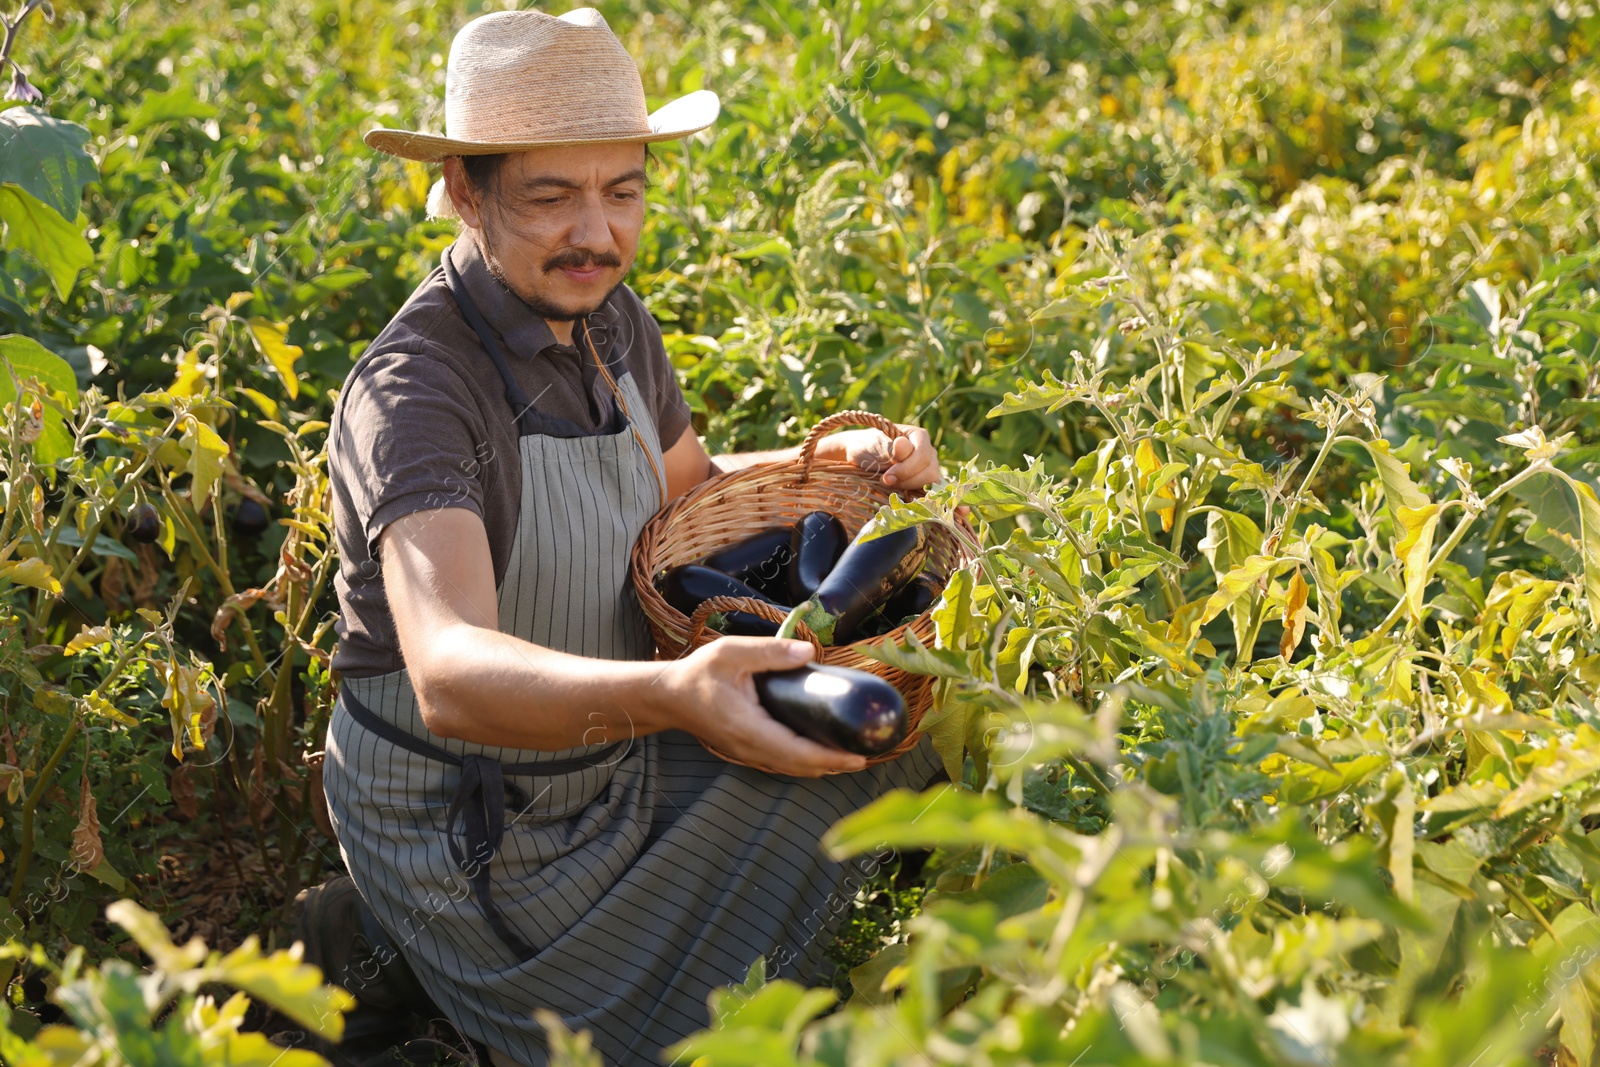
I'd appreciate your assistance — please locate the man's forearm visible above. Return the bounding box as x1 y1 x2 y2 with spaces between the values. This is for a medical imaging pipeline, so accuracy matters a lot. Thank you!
410 623 679 750
710 446 799 474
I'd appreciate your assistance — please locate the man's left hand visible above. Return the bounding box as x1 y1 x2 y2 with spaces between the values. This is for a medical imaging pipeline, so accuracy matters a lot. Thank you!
815 425 941 490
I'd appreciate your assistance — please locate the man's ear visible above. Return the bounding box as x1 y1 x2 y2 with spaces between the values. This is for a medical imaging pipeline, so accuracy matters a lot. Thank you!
441 157 483 229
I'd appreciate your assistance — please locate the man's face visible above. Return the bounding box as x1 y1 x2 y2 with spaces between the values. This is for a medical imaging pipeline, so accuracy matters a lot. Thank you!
445 141 647 322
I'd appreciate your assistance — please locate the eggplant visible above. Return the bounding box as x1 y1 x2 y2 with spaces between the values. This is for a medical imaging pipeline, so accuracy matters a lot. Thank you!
701 525 795 601
856 571 945 638
788 511 846 602
791 522 930 645
754 662 906 756
658 564 785 619
712 611 782 638
231 498 270 537
125 502 160 544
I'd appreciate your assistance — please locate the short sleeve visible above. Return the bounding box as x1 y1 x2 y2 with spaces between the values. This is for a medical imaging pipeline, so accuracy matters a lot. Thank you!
329 348 490 561
612 285 693 452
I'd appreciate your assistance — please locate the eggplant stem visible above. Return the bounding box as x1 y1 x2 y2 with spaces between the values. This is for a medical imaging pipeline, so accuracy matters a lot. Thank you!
776 604 807 641
781 600 837 645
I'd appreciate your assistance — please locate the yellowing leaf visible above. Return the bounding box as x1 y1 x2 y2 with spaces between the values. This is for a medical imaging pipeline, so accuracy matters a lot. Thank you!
1280 569 1310 660
216 937 355 1039
64 624 113 656
162 662 217 761
1278 753 1389 805
1198 554 1278 630
180 415 230 508
81 691 138 728
0 557 60 594
1134 438 1179 531
0 763 23 804
1497 726 1600 817
1357 439 1428 522
106 899 208 971
248 319 304 400
1395 503 1443 623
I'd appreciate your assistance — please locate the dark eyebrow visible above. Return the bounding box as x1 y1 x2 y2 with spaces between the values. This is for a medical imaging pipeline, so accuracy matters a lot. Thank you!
518 168 648 192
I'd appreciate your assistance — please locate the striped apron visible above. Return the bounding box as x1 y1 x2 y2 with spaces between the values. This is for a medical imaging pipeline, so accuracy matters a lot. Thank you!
322 257 944 1066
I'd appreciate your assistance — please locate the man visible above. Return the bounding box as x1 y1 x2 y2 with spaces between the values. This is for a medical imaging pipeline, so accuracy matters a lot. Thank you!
319 8 946 1065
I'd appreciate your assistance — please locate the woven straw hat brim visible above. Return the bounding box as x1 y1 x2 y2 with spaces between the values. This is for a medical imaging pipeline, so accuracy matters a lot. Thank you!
365 89 719 163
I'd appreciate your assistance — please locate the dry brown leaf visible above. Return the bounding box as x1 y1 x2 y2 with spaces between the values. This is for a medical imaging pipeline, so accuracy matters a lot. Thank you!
71 776 103 872
170 763 199 819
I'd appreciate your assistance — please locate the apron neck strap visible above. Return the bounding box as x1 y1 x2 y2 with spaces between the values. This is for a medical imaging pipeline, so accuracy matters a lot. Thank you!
442 246 543 435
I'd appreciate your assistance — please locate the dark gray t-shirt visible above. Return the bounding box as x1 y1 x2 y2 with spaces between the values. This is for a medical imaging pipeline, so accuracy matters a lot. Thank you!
328 235 693 677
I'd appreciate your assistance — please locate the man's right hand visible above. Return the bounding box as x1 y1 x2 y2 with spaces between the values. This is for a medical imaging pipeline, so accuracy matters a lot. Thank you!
659 637 869 778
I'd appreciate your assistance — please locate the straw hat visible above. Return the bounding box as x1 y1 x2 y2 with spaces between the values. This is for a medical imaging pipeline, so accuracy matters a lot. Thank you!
364 7 719 215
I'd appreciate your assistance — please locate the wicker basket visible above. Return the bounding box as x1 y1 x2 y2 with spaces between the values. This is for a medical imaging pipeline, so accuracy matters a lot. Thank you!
630 410 975 768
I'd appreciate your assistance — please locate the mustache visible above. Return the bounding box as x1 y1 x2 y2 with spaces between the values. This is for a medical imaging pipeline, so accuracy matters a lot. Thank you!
544 249 623 272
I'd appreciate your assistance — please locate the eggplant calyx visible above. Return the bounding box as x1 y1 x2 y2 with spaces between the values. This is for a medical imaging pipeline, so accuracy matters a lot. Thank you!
780 599 839 646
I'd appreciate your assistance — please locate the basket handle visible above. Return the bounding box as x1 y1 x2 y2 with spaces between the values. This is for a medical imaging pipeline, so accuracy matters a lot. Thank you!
683 596 824 657
796 410 904 485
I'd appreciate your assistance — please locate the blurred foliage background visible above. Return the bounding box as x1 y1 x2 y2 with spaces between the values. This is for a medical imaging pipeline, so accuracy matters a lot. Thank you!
3 0 1600 1062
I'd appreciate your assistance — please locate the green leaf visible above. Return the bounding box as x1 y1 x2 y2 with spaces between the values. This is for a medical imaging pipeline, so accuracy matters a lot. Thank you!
247 320 304 400
923 694 974 784
822 786 1053 859
1463 278 1502 336
0 334 76 398
0 184 93 300
285 267 373 316
1198 509 1263 578
0 107 97 219
0 333 76 464
1353 438 1428 521
1514 470 1588 572
987 372 1068 417
1558 473 1600 628
856 627 971 678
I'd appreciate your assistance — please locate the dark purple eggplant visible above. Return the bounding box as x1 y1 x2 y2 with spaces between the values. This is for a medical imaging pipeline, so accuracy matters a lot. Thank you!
657 564 786 619
791 522 930 645
754 662 906 756
857 571 945 637
125 502 160 544
231 498 270 537
701 525 795 601
712 611 782 638
788 511 847 602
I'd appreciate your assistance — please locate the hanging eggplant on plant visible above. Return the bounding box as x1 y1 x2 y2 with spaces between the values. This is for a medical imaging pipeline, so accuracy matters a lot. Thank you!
701 525 795 601
787 511 846 602
754 662 906 756
782 521 930 645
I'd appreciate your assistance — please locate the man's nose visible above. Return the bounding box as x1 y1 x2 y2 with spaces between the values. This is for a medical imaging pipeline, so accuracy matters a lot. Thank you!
567 192 619 253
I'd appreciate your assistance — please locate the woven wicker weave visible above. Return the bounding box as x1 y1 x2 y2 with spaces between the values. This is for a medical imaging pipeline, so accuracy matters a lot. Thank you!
630 410 975 768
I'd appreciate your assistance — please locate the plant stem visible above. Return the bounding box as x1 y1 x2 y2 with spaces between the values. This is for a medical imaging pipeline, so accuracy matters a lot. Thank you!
6 718 78 909
8 629 151 908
